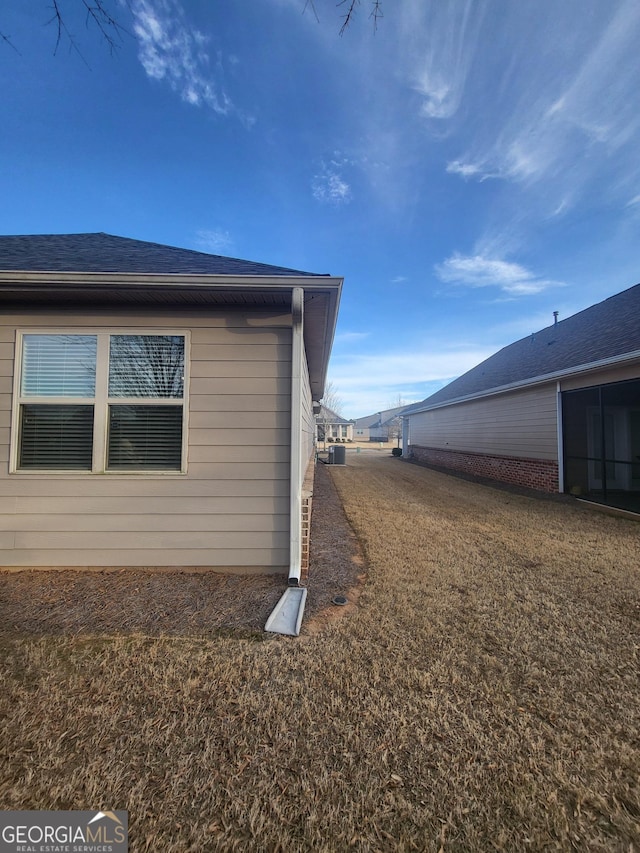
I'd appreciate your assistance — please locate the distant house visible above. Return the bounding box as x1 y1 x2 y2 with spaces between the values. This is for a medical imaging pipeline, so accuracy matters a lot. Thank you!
354 406 407 443
403 284 640 511
316 405 353 443
0 233 342 581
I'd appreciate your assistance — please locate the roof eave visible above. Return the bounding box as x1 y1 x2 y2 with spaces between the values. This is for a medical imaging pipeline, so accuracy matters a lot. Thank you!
304 280 342 401
404 349 640 416
0 270 338 289
0 269 343 405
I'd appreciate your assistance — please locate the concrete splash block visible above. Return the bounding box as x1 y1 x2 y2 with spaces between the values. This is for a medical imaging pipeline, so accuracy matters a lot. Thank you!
264 586 308 636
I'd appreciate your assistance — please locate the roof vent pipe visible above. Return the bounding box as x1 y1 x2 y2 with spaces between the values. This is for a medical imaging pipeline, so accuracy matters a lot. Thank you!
553 311 559 325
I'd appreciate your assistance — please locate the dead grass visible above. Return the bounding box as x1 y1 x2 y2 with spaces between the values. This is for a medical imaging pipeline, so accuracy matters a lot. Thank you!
1 454 639 852
0 463 361 638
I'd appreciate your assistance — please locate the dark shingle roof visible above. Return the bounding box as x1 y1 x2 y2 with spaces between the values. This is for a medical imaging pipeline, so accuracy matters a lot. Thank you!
354 405 408 429
316 405 352 425
0 233 326 277
408 283 640 412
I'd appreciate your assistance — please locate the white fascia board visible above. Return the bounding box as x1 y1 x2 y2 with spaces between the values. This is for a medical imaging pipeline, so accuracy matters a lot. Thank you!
404 349 640 417
0 270 343 292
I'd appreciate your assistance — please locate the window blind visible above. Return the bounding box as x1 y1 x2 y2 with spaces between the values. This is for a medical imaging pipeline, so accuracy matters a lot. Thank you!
16 333 185 472
107 405 183 470
21 335 96 397
19 404 94 469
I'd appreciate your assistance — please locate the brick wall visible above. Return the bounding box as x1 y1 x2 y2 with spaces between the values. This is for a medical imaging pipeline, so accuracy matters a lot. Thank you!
409 445 559 493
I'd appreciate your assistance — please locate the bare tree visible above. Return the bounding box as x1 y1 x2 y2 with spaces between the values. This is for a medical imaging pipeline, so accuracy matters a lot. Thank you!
305 0 384 35
2 0 382 56
323 380 343 416
0 0 128 64
385 394 407 447
49 0 128 59
317 381 345 450
389 413 402 447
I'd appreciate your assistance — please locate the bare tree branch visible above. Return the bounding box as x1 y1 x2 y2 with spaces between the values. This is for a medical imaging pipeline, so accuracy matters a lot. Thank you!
338 0 360 37
302 0 383 34
0 29 21 55
80 0 129 55
43 0 129 65
47 0 92 66
338 0 383 35
369 0 383 32
303 0 321 25
2 0 378 61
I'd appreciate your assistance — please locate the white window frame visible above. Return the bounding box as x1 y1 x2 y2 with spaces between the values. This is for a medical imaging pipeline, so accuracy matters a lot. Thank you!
10 329 190 475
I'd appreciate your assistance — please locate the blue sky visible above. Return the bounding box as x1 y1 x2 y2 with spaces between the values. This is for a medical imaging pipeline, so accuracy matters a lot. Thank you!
1 0 639 417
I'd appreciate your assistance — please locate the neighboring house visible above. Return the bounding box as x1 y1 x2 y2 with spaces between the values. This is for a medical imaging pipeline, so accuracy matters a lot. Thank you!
0 233 342 582
403 284 640 511
353 406 407 442
315 405 353 442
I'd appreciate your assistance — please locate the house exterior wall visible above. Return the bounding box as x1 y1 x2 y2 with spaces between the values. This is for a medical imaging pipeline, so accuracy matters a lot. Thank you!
369 426 388 441
299 346 316 579
0 308 294 571
328 422 353 440
300 348 315 481
559 360 640 392
408 384 559 492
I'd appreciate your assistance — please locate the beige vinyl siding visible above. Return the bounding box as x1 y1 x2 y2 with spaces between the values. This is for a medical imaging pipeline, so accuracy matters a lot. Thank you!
560 361 640 392
410 384 558 461
299 344 315 487
0 309 293 570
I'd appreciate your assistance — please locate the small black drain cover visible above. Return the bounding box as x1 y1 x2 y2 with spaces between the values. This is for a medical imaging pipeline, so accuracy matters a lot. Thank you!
331 595 348 606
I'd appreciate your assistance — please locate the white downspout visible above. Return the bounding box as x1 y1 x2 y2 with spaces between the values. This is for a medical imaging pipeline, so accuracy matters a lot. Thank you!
401 416 410 458
556 380 564 493
289 287 304 585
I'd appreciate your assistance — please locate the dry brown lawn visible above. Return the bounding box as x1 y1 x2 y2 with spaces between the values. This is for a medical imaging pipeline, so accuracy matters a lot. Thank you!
1 454 639 852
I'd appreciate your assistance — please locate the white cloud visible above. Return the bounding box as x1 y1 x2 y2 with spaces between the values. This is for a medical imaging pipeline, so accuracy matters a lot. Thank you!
335 331 370 343
446 160 488 180
328 343 496 417
435 253 563 296
442 0 640 209
312 167 352 205
195 229 234 253
391 276 407 285
402 0 486 120
131 0 238 116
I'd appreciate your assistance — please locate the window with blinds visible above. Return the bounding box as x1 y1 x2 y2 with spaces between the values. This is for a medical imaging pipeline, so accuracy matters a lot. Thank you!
15 332 186 472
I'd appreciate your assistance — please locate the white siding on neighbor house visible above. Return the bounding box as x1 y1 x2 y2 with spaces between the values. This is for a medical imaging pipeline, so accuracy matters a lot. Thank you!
409 384 558 460
0 309 293 570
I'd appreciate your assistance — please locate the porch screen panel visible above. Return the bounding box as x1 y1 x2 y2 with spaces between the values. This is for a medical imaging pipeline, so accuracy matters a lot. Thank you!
562 378 640 506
